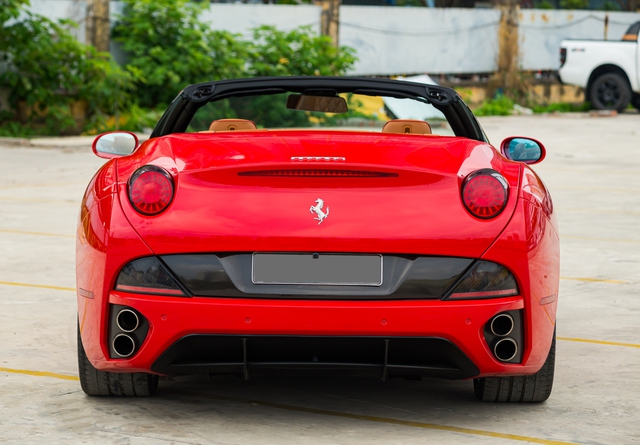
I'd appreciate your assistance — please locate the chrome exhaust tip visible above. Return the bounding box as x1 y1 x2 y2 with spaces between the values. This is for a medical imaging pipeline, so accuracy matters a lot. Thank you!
112 333 136 358
494 337 518 362
116 309 140 333
490 313 515 337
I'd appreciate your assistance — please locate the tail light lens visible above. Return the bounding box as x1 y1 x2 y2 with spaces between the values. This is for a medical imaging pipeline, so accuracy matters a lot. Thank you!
115 257 187 296
560 47 567 67
128 165 174 215
446 261 518 299
462 169 509 219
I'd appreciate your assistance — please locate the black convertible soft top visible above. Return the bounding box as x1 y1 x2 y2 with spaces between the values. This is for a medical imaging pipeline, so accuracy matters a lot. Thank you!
151 76 487 142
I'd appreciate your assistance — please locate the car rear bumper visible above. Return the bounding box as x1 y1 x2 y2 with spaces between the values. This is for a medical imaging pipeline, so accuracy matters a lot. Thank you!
81 291 552 379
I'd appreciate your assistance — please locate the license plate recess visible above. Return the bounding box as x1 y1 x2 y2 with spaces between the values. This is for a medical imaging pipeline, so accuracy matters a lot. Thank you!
252 253 383 286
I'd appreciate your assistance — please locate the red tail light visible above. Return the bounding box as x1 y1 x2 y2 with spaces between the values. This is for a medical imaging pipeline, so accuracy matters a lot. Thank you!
128 166 174 215
462 169 508 219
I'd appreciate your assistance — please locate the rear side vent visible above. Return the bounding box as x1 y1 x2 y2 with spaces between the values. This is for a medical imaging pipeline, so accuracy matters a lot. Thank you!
238 170 398 178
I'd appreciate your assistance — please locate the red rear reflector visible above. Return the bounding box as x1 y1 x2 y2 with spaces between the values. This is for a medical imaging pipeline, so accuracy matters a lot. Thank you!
462 170 508 219
128 166 174 215
448 289 518 299
115 284 186 296
238 170 397 178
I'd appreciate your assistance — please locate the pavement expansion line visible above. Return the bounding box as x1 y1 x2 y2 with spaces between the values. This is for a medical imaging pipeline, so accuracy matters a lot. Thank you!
0 281 75 291
558 337 640 349
0 367 79 381
559 276 627 284
0 228 75 238
172 390 581 445
0 196 78 204
562 235 640 244
0 181 84 190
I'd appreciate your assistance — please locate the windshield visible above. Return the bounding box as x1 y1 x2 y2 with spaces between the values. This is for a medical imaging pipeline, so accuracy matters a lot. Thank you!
187 92 454 136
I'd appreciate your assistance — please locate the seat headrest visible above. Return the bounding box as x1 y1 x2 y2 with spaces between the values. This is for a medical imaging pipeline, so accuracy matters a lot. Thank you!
209 119 257 132
382 119 432 135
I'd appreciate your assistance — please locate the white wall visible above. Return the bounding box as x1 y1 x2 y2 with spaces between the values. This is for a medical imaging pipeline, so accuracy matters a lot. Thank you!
29 0 87 43
198 4 321 38
22 2 640 75
519 10 640 71
340 7 502 75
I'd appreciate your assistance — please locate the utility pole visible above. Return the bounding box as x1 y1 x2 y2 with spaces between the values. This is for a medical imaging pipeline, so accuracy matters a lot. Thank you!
496 0 519 94
86 0 110 52
320 0 340 48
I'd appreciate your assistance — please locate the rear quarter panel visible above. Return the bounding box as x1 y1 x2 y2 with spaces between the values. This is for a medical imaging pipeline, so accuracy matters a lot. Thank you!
480 165 559 371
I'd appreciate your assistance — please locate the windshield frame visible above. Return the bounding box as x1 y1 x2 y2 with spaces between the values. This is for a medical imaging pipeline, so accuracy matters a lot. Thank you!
151 76 487 142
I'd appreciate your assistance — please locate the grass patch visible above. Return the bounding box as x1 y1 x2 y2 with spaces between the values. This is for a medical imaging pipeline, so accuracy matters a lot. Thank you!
531 102 591 114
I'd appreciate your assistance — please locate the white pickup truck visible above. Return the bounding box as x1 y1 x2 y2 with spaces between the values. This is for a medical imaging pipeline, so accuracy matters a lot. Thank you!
559 21 640 111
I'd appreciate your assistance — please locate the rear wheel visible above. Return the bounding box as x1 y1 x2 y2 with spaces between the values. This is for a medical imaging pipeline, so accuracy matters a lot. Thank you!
77 323 158 396
589 73 631 111
473 330 555 403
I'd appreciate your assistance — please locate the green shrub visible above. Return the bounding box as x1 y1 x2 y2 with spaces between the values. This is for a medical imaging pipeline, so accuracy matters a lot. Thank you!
559 0 589 8
83 104 162 135
113 0 248 108
474 95 515 116
0 0 135 134
1 0 359 135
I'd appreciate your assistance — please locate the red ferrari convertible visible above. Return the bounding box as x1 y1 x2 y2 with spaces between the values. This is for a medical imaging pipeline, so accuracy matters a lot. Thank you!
76 77 559 402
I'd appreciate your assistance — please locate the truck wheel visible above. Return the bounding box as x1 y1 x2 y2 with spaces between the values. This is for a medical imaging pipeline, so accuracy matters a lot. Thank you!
77 323 159 396
631 93 640 111
590 73 631 112
473 330 555 403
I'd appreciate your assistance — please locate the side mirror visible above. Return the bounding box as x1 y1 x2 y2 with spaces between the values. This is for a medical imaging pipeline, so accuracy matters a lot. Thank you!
92 131 139 159
500 137 546 165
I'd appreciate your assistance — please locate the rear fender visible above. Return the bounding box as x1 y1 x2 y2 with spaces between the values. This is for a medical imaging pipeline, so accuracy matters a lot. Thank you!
480 189 559 371
77 162 154 365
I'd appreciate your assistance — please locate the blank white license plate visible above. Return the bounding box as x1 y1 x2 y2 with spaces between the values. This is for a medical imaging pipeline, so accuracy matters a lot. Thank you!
252 253 383 286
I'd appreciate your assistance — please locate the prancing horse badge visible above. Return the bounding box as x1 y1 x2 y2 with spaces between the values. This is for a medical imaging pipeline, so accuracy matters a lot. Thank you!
310 198 329 225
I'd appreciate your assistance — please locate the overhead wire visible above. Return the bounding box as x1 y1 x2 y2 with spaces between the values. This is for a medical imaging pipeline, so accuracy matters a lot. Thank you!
339 20 500 36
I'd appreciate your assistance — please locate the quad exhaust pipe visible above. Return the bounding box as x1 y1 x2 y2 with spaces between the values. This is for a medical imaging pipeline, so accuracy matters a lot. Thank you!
112 333 136 358
490 313 514 337
109 306 148 359
486 311 521 363
116 308 140 333
493 337 518 362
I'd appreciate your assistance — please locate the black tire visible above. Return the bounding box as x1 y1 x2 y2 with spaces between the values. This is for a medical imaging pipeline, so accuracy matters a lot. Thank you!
77 323 159 396
631 93 640 111
473 331 555 403
589 73 631 112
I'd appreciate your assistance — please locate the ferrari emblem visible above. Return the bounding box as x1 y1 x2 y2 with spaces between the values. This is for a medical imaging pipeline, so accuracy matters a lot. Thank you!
310 198 329 225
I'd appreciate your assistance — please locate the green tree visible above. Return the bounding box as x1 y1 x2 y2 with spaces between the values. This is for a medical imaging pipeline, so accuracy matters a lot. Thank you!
247 25 357 77
0 0 135 134
113 0 248 108
0 0 27 24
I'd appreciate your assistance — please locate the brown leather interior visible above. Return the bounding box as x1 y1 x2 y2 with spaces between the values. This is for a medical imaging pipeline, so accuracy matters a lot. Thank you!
209 119 257 132
382 119 432 135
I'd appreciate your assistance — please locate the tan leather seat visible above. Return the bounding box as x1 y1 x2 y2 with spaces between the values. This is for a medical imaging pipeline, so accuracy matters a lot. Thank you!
208 118 257 132
382 119 432 135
